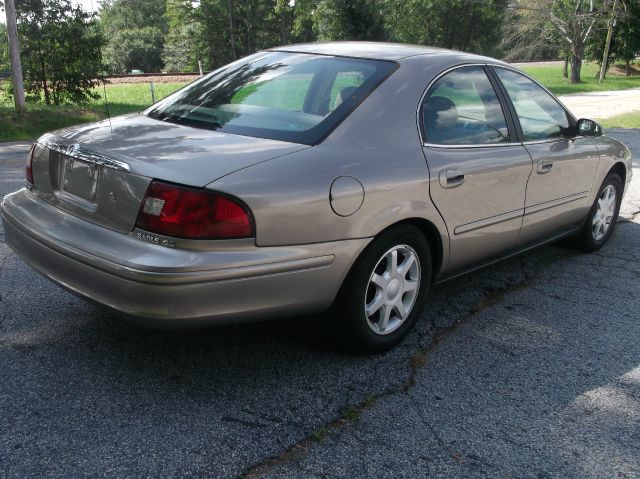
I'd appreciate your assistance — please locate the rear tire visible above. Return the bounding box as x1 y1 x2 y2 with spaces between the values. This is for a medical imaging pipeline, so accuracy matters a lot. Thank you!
332 225 432 353
570 172 622 253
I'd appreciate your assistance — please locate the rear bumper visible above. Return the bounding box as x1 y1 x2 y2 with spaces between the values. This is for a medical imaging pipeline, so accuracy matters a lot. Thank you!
1 188 369 327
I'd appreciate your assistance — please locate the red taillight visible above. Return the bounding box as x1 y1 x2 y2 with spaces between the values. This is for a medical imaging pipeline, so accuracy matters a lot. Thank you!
26 144 35 185
135 180 254 240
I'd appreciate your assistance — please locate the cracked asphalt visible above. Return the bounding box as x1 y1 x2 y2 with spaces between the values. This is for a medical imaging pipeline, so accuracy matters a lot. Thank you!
1 129 639 478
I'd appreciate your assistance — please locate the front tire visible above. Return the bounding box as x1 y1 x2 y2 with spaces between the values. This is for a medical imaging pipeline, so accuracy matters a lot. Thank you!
333 225 432 353
571 172 623 252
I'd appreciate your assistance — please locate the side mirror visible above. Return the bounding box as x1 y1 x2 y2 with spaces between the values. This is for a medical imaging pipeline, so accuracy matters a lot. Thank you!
577 118 603 137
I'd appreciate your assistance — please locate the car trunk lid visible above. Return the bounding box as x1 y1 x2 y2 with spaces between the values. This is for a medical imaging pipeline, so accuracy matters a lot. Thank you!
30 114 309 234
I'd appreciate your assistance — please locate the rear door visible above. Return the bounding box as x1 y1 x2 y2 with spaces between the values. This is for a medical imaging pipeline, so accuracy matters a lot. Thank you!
491 67 600 244
421 65 533 273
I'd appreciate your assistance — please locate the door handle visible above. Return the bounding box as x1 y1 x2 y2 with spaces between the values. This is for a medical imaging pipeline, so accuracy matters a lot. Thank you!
537 159 553 174
439 169 465 188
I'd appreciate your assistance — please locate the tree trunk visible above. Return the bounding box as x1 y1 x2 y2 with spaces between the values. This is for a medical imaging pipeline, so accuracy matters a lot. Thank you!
35 27 51 105
461 14 476 52
5 0 26 113
570 52 582 83
625 59 631 76
280 8 287 45
570 58 581 83
246 0 252 53
38 53 51 105
210 48 217 70
52 82 59 106
226 0 237 60
563 56 569 78
599 0 617 84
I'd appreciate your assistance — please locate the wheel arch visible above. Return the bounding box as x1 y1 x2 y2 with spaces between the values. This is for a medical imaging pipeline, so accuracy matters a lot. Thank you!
370 217 445 278
331 216 447 313
609 161 627 185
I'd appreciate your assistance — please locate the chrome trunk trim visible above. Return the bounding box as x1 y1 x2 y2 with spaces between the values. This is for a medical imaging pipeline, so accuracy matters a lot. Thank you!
38 134 130 172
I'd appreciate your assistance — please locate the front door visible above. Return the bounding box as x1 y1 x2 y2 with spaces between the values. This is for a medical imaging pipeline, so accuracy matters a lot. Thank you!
420 66 533 273
492 67 600 244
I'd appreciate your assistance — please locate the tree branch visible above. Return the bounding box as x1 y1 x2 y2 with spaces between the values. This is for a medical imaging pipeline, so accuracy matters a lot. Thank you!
549 12 574 45
582 14 598 43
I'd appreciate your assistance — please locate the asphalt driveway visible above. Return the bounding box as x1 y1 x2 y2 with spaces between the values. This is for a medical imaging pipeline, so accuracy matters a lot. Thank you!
1 130 639 478
559 89 640 120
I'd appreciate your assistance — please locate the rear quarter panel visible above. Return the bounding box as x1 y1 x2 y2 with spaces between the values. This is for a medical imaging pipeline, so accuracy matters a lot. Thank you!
209 55 452 263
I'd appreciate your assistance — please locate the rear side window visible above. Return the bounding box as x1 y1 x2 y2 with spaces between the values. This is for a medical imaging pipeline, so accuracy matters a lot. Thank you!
494 68 573 141
147 52 395 145
422 66 509 145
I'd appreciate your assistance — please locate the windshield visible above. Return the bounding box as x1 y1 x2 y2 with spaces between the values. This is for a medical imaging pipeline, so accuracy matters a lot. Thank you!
146 52 396 145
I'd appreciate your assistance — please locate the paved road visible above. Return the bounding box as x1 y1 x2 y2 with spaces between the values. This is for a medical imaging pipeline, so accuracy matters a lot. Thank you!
511 61 565 68
1 130 639 478
560 89 640 120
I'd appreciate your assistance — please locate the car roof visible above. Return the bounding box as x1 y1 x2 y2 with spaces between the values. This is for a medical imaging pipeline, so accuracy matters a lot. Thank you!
269 41 507 64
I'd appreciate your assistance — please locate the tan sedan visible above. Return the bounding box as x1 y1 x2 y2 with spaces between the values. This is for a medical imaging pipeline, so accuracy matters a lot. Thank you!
1 42 632 352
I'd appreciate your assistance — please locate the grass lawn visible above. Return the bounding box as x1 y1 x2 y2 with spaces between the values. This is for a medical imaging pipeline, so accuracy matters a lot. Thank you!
520 62 640 96
598 111 640 129
0 107 103 142
90 82 188 116
0 82 186 142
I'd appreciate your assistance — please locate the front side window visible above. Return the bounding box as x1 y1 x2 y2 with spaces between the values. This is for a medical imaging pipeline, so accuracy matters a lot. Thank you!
147 52 395 145
422 66 509 145
494 68 573 141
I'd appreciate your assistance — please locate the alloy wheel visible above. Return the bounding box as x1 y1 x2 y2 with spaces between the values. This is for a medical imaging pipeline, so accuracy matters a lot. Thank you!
592 184 617 241
364 245 421 335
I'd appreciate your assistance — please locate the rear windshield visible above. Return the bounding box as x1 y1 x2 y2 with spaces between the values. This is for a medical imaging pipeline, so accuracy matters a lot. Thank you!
146 52 396 145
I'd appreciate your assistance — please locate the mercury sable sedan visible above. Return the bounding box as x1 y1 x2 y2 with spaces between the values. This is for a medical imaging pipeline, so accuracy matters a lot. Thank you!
1 42 633 352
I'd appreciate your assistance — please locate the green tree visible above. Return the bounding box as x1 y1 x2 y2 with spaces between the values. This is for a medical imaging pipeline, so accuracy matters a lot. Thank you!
104 26 164 73
0 22 9 72
15 0 104 104
289 0 316 42
100 0 167 32
500 0 611 82
275 0 295 44
180 0 283 70
99 0 167 73
501 3 561 61
383 0 508 56
587 0 640 77
288 0 386 42
613 0 640 75
546 0 609 83
313 0 386 41
0 22 10 104
199 0 238 67
163 0 202 72
246 0 286 52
